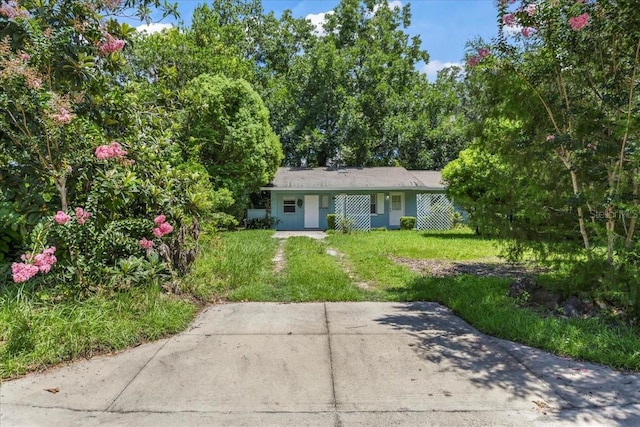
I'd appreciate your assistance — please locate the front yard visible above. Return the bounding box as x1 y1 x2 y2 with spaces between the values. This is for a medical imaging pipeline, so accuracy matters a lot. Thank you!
3 228 640 379
191 229 640 371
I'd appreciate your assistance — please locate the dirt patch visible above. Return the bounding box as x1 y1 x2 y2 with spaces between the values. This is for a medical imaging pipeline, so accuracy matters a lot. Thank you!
390 256 542 279
327 247 373 291
272 240 286 273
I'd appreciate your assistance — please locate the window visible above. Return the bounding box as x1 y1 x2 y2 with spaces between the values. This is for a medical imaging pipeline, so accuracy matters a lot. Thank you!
371 193 385 214
283 198 296 213
320 195 330 209
391 195 402 211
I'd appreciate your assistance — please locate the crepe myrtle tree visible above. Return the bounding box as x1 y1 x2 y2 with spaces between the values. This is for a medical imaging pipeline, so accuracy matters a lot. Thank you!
461 0 640 265
0 0 177 212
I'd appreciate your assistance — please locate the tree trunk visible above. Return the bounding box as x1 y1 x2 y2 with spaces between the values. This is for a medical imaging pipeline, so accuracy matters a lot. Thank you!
54 176 68 212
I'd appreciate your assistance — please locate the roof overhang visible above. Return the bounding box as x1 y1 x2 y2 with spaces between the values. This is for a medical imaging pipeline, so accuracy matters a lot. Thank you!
260 186 445 192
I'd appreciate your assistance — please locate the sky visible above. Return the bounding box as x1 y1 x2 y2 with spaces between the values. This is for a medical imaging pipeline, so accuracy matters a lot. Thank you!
137 0 500 81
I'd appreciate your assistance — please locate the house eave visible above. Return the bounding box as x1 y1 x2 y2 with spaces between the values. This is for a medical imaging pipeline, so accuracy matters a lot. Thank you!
260 186 445 192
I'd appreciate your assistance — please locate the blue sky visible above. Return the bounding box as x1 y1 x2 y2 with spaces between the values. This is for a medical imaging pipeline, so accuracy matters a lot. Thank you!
139 1 499 80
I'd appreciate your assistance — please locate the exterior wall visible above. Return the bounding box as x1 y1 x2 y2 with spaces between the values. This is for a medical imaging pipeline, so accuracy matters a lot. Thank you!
269 190 447 231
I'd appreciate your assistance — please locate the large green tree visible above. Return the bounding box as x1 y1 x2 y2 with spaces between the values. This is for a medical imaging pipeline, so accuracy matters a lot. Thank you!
180 74 283 217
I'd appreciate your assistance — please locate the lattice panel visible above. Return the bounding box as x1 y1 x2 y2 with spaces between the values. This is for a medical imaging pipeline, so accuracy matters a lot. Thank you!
334 194 371 232
416 193 453 230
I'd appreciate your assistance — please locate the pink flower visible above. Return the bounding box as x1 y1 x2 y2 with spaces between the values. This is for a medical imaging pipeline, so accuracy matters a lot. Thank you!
477 48 491 58
521 27 537 38
139 238 154 249
569 13 589 31
34 247 57 273
99 33 126 55
0 1 29 19
20 53 30 61
152 221 174 238
54 210 71 225
50 108 75 125
546 134 556 142
158 222 173 235
154 214 166 226
11 262 39 283
75 207 91 225
502 13 517 27
95 141 127 160
525 4 537 16
466 55 480 67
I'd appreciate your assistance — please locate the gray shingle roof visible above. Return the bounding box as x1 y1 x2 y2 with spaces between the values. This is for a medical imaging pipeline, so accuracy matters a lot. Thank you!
262 167 445 191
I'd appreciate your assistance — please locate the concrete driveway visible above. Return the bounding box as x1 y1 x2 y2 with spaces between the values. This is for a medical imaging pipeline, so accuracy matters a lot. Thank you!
2 302 640 426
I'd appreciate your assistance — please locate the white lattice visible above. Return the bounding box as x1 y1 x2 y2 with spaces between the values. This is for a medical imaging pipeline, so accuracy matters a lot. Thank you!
334 194 371 232
416 193 453 230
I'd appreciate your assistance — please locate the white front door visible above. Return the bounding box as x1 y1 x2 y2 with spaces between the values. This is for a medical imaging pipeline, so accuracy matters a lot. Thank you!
304 195 320 228
389 192 404 227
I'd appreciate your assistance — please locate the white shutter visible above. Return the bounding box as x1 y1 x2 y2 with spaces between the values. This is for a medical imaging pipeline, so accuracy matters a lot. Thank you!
376 193 385 214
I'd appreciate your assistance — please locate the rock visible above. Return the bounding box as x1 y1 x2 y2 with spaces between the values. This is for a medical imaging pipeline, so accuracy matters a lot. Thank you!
562 296 593 318
529 289 562 310
508 277 538 298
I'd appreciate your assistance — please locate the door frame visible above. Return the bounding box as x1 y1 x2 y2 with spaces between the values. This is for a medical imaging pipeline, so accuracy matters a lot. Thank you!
389 192 404 227
304 195 320 229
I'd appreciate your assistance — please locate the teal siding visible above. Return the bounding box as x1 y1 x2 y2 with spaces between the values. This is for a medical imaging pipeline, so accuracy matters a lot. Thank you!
269 190 446 231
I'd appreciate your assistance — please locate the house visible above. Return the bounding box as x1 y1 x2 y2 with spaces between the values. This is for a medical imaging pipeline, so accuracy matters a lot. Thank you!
256 167 452 231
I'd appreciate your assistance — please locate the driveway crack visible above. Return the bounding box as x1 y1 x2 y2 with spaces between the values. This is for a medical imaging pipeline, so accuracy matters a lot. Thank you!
105 339 169 411
323 302 340 426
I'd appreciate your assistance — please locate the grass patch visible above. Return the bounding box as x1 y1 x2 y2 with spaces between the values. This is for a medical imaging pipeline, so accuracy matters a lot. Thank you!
182 230 279 301
0 283 196 379
326 229 500 291
194 231 367 301
274 237 367 301
389 274 640 371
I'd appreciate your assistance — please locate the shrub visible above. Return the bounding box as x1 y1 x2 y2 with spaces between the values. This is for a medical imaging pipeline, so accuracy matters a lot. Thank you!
327 214 336 230
246 216 279 230
400 216 416 230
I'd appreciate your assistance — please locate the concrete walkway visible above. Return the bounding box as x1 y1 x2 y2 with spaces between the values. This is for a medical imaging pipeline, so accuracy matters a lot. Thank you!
272 230 327 240
2 302 640 426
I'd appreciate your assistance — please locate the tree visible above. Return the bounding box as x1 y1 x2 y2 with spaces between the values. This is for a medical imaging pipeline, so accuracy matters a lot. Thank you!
180 74 283 217
445 0 640 310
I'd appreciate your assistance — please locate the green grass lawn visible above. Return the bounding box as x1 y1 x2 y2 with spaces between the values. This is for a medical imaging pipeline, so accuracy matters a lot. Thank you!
3 227 640 378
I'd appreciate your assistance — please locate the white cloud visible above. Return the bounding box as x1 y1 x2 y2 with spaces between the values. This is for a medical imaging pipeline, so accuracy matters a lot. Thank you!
386 1 403 11
136 23 173 34
306 11 334 36
421 60 462 81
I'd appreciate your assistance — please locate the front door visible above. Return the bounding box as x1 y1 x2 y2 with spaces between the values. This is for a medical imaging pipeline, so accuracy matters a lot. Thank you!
304 195 319 228
389 192 404 227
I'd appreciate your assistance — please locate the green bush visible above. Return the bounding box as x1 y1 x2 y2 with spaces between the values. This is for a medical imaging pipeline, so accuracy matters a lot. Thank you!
246 216 279 230
400 216 416 230
327 214 336 230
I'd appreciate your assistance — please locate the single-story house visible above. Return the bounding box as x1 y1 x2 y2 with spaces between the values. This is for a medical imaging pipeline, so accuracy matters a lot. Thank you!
253 167 452 231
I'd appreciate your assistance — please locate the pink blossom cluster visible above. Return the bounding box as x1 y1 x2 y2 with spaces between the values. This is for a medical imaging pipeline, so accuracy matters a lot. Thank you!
569 13 589 31
75 207 91 225
152 214 174 238
138 237 154 249
0 1 29 19
54 210 70 224
524 4 537 16
99 33 125 55
53 208 91 225
502 13 517 27
50 108 75 125
12 247 57 283
20 53 29 61
103 0 122 10
95 141 127 160
466 47 491 68
521 27 537 38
